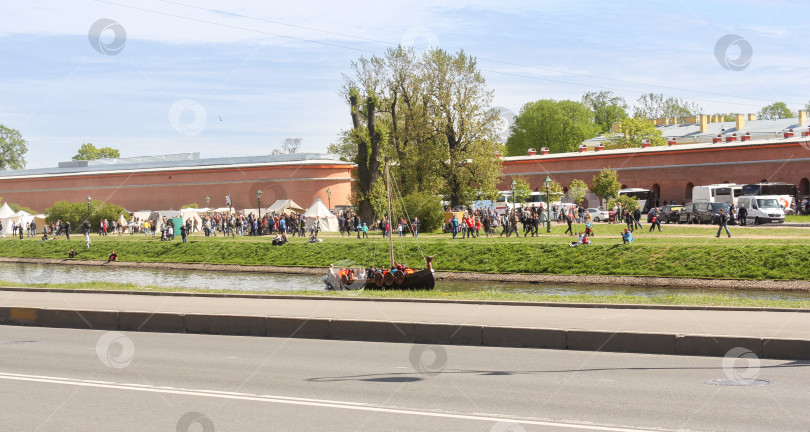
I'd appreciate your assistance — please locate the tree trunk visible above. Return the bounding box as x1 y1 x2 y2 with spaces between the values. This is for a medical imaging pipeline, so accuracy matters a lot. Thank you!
350 91 381 224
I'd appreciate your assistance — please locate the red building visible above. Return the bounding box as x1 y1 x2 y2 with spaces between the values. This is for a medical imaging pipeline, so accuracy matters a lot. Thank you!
501 112 810 206
501 134 810 206
0 153 353 212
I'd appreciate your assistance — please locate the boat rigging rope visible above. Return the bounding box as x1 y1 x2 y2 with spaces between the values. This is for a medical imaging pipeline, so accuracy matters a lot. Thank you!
390 174 428 264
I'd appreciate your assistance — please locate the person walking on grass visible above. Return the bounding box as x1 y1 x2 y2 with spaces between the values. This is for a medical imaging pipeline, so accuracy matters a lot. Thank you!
716 209 731 238
83 219 91 248
649 209 662 232
624 210 634 232
564 213 574 236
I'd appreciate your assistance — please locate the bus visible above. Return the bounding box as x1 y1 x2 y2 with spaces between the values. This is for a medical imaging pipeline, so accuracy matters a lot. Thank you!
617 188 653 213
524 191 563 206
741 182 798 214
692 184 743 206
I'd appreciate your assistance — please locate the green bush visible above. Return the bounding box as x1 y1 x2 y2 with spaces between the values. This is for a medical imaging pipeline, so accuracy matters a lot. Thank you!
397 191 444 233
45 200 129 232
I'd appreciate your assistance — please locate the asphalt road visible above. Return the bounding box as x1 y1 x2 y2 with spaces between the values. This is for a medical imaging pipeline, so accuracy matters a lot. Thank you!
1 326 808 431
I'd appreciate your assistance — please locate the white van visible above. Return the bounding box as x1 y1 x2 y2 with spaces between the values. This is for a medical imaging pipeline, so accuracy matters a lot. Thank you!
736 196 785 224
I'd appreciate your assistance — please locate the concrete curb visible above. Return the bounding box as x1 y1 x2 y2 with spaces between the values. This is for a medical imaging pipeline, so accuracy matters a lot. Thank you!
2 306 809 360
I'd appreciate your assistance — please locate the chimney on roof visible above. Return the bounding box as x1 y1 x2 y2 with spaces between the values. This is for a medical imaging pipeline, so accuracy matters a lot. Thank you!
699 114 708 133
748 113 756 121
735 114 745 131
527 148 537 156
671 117 678 125
799 110 807 127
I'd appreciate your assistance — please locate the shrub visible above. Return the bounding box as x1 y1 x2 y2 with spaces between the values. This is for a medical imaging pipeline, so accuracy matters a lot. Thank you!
45 200 129 232
397 192 444 233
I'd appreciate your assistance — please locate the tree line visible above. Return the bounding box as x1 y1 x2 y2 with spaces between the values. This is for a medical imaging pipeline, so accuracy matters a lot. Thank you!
506 92 804 156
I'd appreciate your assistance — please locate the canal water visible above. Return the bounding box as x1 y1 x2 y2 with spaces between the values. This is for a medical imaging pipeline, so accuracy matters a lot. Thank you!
4 262 809 301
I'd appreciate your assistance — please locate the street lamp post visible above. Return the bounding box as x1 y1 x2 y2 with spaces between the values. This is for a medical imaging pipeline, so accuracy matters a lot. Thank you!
326 188 331 211
510 179 517 237
256 189 263 235
544 175 552 233
86 196 91 220
510 179 517 214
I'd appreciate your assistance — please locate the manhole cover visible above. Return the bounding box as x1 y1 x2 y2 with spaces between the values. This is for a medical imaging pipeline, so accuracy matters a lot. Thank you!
0 341 38 345
704 379 774 386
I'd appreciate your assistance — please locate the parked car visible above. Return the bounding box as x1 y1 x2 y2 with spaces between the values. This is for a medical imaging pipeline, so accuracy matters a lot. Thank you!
695 202 732 224
647 205 682 223
678 202 699 224
586 207 610 222
661 205 682 223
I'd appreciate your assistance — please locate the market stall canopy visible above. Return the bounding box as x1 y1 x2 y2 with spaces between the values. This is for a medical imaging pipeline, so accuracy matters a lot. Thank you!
266 199 304 214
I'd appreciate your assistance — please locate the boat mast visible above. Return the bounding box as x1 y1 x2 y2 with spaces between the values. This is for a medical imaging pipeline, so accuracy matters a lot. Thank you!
384 157 394 269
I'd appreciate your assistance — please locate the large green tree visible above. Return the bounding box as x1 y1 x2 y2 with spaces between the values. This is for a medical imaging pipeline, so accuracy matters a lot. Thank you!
423 49 502 206
506 99 598 156
581 91 629 134
72 143 120 161
605 117 666 149
0 125 28 170
341 54 387 223
385 46 442 196
339 46 502 215
757 102 794 120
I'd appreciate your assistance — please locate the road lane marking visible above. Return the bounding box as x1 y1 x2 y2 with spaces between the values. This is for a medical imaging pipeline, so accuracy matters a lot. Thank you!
0 371 659 431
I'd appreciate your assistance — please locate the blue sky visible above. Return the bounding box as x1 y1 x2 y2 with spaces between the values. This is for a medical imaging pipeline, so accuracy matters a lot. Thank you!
2 0 808 168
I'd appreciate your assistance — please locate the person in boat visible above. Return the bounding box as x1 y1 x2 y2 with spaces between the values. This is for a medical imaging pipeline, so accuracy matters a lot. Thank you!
366 266 377 279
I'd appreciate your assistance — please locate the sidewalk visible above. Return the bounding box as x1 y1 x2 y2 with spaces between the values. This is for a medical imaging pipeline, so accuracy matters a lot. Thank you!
0 289 808 360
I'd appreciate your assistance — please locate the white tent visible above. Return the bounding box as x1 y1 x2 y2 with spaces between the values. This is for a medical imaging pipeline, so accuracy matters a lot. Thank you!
34 214 47 230
302 197 338 232
267 199 304 214
2 210 34 235
178 208 204 229
240 208 260 217
212 207 233 213
0 203 14 219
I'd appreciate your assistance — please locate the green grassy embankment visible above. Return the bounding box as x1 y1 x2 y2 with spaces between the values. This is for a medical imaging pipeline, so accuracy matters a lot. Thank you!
1 224 808 280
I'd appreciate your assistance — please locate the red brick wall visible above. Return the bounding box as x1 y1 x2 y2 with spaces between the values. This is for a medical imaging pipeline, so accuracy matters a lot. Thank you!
0 163 353 213
501 139 810 204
